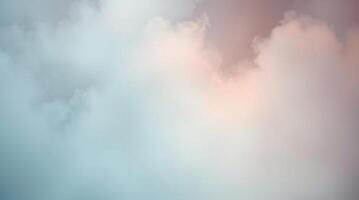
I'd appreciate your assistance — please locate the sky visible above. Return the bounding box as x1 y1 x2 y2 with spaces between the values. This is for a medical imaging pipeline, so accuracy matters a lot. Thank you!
0 0 359 200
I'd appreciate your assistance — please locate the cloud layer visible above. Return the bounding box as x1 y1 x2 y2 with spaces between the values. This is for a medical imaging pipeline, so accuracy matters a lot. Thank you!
0 1 359 200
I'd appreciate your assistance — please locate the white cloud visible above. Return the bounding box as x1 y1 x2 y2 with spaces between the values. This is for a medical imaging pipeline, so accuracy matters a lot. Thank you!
0 1 358 200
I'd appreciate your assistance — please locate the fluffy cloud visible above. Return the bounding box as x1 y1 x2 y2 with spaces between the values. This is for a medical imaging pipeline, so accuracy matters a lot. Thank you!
0 1 359 200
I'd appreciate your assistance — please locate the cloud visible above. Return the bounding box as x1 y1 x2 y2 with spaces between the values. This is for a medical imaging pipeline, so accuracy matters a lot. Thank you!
196 0 359 66
0 1 359 200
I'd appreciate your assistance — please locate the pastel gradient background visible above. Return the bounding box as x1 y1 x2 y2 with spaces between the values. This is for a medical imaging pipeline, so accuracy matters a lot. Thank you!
0 0 359 199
